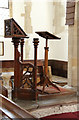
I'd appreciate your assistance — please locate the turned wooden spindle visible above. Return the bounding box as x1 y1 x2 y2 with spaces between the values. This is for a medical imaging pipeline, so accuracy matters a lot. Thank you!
20 39 24 62
4 18 29 100
44 39 49 76
12 38 21 98
33 38 39 100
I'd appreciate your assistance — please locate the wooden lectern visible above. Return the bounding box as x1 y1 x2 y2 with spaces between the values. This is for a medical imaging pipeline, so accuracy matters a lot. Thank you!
36 31 61 93
4 18 29 99
4 18 39 100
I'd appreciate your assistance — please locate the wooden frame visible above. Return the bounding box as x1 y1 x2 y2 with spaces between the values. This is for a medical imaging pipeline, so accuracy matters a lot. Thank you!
0 42 4 56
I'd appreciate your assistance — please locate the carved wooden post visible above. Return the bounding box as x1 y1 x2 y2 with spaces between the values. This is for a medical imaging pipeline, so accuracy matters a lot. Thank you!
33 38 39 100
4 18 29 100
44 39 49 76
20 39 24 86
20 39 24 62
12 38 20 99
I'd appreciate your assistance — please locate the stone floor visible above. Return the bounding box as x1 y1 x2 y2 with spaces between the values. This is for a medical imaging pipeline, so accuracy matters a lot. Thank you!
1 72 79 118
15 92 77 110
14 92 78 118
31 103 79 118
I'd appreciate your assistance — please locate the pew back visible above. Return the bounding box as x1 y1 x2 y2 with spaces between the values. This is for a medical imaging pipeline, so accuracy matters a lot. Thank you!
0 94 38 119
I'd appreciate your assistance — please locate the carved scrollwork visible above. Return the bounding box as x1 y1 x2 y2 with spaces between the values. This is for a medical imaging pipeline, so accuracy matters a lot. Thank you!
4 18 28 38
5 19 11 36
13 24 23 35
20 63 34 89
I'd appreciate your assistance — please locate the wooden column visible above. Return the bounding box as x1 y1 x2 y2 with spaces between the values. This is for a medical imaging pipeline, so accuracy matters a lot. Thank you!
20 39 24 62
20 39 24 86
33 38 39 100
44 39 49 76
12 38 20 99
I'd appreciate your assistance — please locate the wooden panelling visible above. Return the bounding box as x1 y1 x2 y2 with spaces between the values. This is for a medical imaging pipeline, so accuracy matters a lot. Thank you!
48 60 68 78
0 60 43 68
0 59 68 78
1 60 14 68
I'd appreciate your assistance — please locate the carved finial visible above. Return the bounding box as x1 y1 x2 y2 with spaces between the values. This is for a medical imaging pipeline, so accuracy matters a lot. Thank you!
33 38 39 47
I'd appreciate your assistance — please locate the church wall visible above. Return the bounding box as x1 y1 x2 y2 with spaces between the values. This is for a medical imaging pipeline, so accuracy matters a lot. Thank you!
48 2 68 61
30 1 68 61
77 1 79 89
68 1 77 87
0 0 68 61
0 1 13 60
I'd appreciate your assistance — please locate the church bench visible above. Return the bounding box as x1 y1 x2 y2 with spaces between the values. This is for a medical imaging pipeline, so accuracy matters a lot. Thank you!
0 94 39 119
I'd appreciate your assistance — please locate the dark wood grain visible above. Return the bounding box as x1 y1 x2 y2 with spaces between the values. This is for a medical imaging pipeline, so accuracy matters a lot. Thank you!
0 59 67 78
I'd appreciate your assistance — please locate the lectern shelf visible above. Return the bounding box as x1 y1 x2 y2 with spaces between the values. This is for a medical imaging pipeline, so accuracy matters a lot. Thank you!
35 31 61 40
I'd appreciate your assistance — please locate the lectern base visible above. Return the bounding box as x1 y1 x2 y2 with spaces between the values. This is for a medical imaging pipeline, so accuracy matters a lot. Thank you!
12 88 38 100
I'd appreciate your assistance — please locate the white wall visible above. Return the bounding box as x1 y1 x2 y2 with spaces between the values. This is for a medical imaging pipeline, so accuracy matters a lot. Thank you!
47 2 68 61
0 38 14 60
0 0 68 61
0 5 12 60
30 1 68 61
29 1 48 59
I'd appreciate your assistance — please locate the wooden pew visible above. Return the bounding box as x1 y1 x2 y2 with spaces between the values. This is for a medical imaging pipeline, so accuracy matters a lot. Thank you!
0 94 39 119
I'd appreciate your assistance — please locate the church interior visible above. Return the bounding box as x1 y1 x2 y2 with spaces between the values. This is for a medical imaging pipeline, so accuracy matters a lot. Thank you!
0 0 79 119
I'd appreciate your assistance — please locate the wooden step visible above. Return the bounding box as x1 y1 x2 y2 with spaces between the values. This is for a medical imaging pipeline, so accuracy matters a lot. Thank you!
38 89 76 100
12 88 37 100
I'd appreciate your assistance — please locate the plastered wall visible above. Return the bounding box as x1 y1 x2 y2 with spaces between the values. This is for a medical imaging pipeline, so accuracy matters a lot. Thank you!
47 2 68 61
0 0 68 61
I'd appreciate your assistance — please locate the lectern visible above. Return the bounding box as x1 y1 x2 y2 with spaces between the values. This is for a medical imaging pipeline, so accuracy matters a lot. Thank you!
36 31 61 92
4 18 29 99
4 18 39 100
